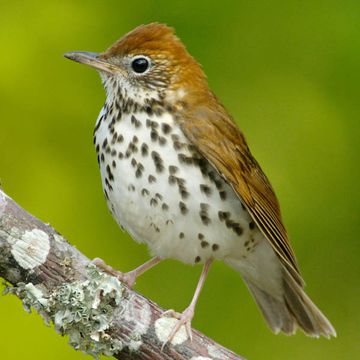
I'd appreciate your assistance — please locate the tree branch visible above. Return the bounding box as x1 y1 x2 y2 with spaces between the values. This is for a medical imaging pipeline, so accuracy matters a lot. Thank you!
0 189 245 360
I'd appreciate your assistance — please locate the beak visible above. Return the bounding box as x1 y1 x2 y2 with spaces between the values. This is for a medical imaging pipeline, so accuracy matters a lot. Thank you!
64 51 123 75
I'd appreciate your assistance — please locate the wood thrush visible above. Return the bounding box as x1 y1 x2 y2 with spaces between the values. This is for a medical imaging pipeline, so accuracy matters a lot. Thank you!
64 23 336 345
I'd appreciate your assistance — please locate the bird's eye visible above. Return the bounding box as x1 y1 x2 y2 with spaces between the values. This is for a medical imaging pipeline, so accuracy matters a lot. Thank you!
131 57 150 74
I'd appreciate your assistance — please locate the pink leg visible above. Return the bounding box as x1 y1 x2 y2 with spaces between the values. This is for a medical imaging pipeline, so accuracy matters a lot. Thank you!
161 258 213 349
93 256 162 288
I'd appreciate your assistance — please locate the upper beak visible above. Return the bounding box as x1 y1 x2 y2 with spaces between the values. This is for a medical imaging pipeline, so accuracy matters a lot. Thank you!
64 51 122 75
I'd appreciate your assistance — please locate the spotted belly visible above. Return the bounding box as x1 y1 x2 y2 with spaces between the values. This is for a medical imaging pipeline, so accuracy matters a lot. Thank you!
94 108 264 265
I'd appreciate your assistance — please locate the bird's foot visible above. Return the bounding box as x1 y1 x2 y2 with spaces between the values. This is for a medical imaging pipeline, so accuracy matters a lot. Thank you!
160 306 194 350
92 257 137 288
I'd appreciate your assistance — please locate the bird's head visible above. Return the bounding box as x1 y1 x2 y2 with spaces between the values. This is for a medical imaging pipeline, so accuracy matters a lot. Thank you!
65 23 208 106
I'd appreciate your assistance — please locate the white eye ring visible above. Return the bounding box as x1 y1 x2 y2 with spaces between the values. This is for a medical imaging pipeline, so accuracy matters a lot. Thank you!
130 55 151 75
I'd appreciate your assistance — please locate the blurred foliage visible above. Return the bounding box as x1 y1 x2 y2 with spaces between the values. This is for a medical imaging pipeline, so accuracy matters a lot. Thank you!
0 1 359 359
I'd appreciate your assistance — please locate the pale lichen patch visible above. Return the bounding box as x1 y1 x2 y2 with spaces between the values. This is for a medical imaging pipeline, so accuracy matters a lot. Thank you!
11 228 50 269
207 344 228 359
5 227 23 246
124 295 151 334
7 265 125 358
122 295 151 351
53 234 65 244
154 317 188 346
0 191 7 218
191 357 213 360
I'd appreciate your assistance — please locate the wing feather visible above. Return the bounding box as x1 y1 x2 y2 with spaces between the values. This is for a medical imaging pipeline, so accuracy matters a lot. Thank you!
177 99 303 285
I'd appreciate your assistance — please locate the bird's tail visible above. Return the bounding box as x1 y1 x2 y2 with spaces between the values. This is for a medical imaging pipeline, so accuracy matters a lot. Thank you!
227 259 336 338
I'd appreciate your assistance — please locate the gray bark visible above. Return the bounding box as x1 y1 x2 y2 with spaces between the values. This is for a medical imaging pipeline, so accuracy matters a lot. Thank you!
0 189 245 360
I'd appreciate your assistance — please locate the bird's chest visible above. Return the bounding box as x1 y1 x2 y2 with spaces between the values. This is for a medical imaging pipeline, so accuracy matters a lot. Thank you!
94 106 260 264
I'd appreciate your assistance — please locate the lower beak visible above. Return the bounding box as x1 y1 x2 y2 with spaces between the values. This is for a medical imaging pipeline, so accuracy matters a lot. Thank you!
64 51 121 75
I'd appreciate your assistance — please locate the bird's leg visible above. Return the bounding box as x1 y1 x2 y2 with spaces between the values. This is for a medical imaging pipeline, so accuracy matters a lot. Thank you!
92 256 162 288
161 258 213 349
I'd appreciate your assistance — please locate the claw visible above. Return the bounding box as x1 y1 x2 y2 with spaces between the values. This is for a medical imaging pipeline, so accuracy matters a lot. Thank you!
161 309 180 319
92 256 161 289
160 307 194 350
92 258 136 288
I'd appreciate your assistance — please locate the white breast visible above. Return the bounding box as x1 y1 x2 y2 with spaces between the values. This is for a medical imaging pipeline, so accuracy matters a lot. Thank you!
94 107 265 265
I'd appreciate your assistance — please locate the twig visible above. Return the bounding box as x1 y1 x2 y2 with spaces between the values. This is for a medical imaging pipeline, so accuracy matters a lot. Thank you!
0 189 245 360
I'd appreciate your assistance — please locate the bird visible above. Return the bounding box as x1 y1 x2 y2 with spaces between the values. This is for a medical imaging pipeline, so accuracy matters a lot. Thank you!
64 23 336 345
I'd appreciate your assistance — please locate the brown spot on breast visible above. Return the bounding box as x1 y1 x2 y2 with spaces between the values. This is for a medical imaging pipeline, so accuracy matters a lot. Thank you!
127 140 138 155
148 175 156 183
218 211 230 222
199 203 211 225
168 175 177 185
179 201 188 215
200 214 210 225
219 190 227 200
200 184 212 196
159 136 167 145
104 189 109 200
106 165 114 181
146 119 158 128
150 198 158 207
135 167 143 178
173 140 184 150
169 165 178 174
178 182 189 199
131 115 141 128
178 153 193 165
233 224 243 236
105 178 113 191
161 123 172 134
150 129 159 142
212 244 219 251
141 143 149 156
151 151 164 173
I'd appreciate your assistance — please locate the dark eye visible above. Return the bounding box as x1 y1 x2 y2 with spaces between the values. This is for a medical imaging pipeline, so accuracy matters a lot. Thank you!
131 57 150 74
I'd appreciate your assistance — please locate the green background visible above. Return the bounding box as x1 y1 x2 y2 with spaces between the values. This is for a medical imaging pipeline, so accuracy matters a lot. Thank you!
1 1 359 359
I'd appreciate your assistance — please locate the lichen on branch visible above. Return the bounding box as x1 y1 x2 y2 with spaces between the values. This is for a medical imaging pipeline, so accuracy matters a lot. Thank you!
0 189 244 360
5 265 124 357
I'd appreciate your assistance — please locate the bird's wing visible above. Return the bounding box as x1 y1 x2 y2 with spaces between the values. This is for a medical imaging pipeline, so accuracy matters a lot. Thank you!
178 98 303 285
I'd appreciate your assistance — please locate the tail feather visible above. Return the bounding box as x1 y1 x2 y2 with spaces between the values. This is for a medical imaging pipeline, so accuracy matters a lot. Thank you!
245 279 296 335
282 268 336 338
243 268 336 338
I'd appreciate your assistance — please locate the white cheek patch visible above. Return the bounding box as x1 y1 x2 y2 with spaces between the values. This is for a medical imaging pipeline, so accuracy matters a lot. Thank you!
10 228 50 270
